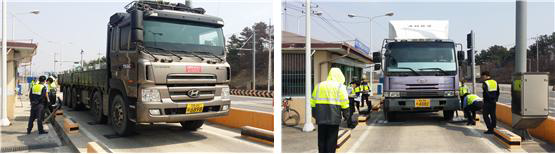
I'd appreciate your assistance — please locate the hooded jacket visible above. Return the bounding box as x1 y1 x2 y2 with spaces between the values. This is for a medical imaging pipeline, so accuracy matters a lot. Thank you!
310 68 349 125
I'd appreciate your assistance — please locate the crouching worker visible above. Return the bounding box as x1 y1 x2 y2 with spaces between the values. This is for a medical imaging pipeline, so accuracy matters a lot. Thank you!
462 93 483 126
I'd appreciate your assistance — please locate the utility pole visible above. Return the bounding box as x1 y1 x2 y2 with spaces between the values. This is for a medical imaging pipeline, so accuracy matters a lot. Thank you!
252 29 256 90
536 38 539 72
1 0 11 126
302 0 314 132
471 31 476 93
80 49 84 68
515 0 527 74
268 18 272 91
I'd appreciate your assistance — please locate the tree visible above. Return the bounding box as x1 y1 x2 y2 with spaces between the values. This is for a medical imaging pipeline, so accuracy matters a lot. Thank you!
226 22 274 90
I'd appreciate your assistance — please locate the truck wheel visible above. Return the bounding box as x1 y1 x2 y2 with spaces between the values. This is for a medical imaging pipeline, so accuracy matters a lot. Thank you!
91 92 107 124
69 88 77 109
62 87 68 106
110 94 135 136
443 110 454 121
384 111 396 122
180 120 205 131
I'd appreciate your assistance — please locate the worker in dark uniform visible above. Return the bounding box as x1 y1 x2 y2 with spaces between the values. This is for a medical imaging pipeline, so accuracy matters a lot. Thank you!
481 71 499 134
353 81 362 113
311 68 349 153
361 79 371 111
46 77 57 113
462 93 483 126
28 76 49 134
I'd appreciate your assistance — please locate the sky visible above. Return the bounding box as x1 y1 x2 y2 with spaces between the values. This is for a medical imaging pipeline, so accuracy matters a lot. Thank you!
5 0 272 74
283 0 554 53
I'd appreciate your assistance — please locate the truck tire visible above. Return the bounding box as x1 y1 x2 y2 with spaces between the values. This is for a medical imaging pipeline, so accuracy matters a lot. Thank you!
91 92 107 124
443 110 454 121
180 120 205 131
69 88 77 109
384 111 396 122
110 94 135 136
62 87 68 106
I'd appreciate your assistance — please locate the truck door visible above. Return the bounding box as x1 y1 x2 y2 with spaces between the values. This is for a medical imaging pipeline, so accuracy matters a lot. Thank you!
111 23 139 98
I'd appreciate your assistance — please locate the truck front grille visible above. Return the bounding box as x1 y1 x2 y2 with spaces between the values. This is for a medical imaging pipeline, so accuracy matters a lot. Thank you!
404 91 443 97
167 74 218 101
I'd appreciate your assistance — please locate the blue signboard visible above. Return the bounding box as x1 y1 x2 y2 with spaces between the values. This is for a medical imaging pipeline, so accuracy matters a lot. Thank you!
354 39 370 55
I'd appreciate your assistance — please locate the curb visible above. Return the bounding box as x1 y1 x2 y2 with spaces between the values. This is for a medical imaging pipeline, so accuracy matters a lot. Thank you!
231 89 273 98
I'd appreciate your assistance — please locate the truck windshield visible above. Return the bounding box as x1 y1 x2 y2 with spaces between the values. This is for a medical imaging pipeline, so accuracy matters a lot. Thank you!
385 42 456 75
143 19 225 55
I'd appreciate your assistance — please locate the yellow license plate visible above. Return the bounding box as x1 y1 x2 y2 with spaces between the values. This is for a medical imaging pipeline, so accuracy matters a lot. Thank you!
415 99 431 108
186 103 204 114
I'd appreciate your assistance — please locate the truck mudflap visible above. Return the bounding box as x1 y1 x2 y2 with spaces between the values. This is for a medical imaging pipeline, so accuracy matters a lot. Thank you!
384 97 460 112
135 99 231 123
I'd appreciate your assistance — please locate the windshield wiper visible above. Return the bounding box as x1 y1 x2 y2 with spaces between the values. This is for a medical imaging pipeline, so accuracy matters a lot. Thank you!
419 67 448 75
194 51 224 62
147 47 183 60
396 67 421 76
137 45 159 61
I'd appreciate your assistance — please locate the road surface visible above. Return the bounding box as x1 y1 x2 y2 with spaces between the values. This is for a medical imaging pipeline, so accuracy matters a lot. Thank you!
468 83 555 116
230 95 273 113
62 107 273 153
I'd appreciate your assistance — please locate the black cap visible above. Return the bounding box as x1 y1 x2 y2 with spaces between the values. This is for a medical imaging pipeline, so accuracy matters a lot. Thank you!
39 76 46 82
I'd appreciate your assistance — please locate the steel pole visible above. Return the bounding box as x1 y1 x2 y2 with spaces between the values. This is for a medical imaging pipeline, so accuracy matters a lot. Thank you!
302 0 314 132
536 42 539 72
252 29 256 90
1 0 11 126
515 0 527 73
471 31 476 93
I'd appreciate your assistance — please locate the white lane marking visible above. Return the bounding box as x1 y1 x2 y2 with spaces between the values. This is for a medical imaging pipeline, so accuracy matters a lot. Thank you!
199 124 273 152
346 113 381 153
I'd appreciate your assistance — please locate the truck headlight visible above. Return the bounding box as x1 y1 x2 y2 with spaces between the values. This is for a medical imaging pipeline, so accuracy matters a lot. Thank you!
142 89 161 102
444 91 455 97
384 92 400 97
221 87 230 100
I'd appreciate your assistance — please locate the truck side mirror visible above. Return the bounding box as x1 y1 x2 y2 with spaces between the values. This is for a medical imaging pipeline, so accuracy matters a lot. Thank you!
372 52 382 63
374 64 381 71
130 10 144 46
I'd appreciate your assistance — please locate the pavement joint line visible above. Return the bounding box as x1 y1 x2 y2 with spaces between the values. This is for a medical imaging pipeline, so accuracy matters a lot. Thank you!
346 111 382 153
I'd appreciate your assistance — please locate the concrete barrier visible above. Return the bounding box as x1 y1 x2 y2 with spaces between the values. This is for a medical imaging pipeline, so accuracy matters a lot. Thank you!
63 117 79 134
208 108 273 131
240 126 273 145
86 141 112 153
494 128 522 150
495 103 555 145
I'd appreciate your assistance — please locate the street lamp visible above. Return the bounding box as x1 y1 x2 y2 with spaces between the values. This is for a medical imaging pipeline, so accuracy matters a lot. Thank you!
347 11 394 53
295 11 323 35
9 10 40 40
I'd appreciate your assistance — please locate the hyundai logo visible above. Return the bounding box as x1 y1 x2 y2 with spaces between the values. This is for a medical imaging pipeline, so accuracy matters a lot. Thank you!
187 89 200 98
417 79 427 84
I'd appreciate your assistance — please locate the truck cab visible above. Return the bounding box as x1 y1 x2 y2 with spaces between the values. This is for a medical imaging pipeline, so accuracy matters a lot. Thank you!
374 20 462 121
103 0 230 135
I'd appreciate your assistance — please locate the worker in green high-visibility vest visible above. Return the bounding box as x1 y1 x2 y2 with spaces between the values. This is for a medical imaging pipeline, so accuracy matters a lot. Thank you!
462 93 483 126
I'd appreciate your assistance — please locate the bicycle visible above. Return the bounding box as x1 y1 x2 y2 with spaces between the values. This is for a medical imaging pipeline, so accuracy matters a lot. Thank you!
282 97 300 127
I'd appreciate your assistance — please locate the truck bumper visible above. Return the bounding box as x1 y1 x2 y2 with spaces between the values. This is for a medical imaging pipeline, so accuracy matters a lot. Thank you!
384 97 460 112
135 98 231 123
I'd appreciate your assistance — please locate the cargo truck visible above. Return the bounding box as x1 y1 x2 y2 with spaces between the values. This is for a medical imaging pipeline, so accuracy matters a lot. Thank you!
58 0 231 135
373 20 465 121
